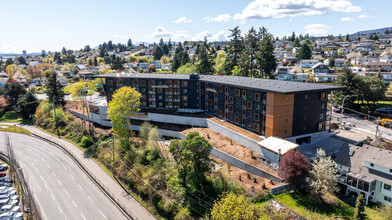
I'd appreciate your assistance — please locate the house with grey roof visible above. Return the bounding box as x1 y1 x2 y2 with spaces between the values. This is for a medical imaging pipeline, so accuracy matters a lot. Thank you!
335 144 392 206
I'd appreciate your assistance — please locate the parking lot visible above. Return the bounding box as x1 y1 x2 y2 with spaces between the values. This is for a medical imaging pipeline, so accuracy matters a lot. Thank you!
0 160 23 220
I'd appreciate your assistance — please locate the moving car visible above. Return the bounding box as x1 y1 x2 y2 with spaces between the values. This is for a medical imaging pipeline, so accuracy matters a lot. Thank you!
376 107 392 114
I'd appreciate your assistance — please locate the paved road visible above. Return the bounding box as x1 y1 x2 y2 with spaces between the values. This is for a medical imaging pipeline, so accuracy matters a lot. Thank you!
0 132 127 220
332 112 392 135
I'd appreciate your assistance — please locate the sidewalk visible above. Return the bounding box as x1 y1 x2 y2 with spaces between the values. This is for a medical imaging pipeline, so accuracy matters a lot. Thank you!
25 126 156 220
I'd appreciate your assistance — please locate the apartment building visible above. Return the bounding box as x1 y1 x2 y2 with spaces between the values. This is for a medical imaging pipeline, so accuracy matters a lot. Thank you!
95 73 344 140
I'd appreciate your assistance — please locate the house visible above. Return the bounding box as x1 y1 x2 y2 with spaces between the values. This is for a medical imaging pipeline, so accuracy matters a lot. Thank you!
314 74 338 82
75 64 87 70
30 77 46 86
335 144 392 206
358 71 392 84
151 60 161 69
380 55 392 63
137 63 151 71
312 63 331 75
278 72 308 82
258 137 299 170
300 59 319 68
0 73 8 79
324 59 346 67
361 62 392 72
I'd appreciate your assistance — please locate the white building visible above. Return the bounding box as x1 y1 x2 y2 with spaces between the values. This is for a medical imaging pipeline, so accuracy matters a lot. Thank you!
380 55 392 63
300 59 319 68
335 144 392 206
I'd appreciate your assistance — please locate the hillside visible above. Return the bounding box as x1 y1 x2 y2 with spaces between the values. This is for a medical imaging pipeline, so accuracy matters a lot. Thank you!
353 26 392 35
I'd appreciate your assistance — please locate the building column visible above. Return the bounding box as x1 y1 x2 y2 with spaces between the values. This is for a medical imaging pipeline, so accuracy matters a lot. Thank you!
365 193 369 205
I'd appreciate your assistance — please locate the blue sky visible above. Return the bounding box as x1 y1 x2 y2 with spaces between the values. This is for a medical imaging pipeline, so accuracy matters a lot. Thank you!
0 0 390 53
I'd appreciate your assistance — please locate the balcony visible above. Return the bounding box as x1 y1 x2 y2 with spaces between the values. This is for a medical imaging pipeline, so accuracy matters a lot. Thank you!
166 99 173 102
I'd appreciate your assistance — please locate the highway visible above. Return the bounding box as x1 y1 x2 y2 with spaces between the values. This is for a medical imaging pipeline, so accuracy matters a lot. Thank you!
0 132 127 220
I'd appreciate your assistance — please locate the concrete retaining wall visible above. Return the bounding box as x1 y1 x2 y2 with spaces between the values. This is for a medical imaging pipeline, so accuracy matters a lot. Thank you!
211 148 282 182
270 183 292 195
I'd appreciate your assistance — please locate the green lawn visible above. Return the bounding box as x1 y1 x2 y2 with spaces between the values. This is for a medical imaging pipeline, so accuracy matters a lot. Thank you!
0 111 33 124
274 191 386 220
0 125 32 135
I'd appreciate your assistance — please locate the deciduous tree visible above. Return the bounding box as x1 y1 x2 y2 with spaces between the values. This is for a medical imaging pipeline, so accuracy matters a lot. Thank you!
0 82 26 108
210 192 256 220
278 149 309 186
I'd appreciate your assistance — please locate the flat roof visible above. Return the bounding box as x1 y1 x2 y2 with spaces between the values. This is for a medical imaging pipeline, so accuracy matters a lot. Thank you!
92 72 194 80
258 137 299 155
199 75 345 94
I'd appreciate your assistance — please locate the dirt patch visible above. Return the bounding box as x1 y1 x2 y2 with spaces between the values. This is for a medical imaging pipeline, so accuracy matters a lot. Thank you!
182 127 278 176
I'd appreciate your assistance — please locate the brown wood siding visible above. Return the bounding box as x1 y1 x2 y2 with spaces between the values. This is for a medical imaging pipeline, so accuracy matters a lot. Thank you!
265 93 294 138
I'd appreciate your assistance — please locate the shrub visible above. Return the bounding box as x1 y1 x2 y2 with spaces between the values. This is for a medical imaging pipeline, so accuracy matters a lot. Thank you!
247 173 251 179
239 175 242 181
79 136 93 148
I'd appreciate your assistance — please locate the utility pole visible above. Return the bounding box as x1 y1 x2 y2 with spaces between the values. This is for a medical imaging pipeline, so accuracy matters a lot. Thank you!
52 99 60 138
112 135 115 174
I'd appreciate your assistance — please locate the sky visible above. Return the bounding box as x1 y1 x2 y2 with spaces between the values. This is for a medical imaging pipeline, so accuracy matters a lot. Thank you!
0 0 391 53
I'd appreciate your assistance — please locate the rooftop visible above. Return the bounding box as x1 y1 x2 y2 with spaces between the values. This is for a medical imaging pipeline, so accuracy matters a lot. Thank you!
258 137 299 155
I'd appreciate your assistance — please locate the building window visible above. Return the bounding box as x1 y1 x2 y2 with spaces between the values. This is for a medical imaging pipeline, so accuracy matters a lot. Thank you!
321 103 325 109
218 111 223 118
320 113 324 120
229 96 234 104
285 118 288 123
305 94 308 100
182 81 188 87
286 97 289 102
219 86 223 92
384 183 392 191
247 101 253 110
254 113 260 122
304 115 307 120
254 123 260 132
183 89 187 93
108 80 113 86
255 93 261 101
384 196 392 203
235 89 240 96
183 96 188 101
304 105 307 111
234 116 240 124
286 108 289 112
242 90 247 97
229 105 234 113
284 129 287 134
225 87 229 93
140 80 146 86
320 92 327 100
318 122 324 130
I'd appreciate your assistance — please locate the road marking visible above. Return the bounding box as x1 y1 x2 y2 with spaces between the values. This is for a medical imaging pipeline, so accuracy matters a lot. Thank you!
99 210 107 219
49 152 54 156
78 185 84 191
50 193 55 201
64 189 69 196
57 180 62 185
52 172 56 177
44 184 48 190
80 213 86 220
62 165 67 170
88 196 93 203
31 161 34 165
72 200 77 208
56 157 60 162
35 168 39 173
47 164 51 169
39 175 43 181
70 174 75 180
41 158 46 162
57 205 62 213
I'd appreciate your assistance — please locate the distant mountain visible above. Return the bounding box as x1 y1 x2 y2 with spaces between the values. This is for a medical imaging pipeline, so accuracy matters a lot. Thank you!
353 27 392 35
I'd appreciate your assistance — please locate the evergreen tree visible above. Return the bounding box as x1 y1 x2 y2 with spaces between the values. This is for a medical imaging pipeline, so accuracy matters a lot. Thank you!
45 70 65 106
328 56 335 68
196 38 214 75
17 91 39 118
180 51 190 65
111 57 124 71
93 57 98 66
242 27 258 77
353 194 366 220
108 40 114 51
296 43 312 61
291 31 296 42
88 58 93 66
61 47 67 54
293 38 301 47
225 26 243 71
171 43 184 72
127 38 132 48
153 46 163 60
168 39 172 50
260 35 277 78
162 44 169 55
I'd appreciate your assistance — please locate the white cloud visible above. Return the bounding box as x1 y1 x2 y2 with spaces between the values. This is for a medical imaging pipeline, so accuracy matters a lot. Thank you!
234 0 361 20
204 14 231 22
192 31 212 41
211 31 228 41
151 26 226 42
0 43 16 53
358 14 368 18
173 17 192 24
341 17 354 21
151 26 174 38
112 34 119 38
175 31 192 39
304 24 330 36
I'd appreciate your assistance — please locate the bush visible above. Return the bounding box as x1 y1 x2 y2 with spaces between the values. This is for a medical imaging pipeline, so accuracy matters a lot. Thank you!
251 190 273 203
79 136 94 148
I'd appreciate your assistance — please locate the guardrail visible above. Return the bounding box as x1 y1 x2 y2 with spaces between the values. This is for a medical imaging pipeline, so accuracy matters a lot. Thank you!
31 134 142 220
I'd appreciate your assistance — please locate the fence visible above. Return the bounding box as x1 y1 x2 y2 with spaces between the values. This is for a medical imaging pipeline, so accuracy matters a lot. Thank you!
31 134 148 220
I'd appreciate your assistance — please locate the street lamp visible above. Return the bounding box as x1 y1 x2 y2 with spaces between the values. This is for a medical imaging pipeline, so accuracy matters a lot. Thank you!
340 94 357 128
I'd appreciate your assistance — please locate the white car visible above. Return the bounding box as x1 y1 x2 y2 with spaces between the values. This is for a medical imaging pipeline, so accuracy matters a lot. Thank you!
8 196 18 202
0 212 12 220
0 205 12 213
6 200 17 207
11 206 20 212
12 212 22 220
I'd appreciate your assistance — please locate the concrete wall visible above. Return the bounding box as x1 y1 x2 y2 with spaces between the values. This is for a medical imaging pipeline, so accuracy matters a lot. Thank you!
211 148 281 182
270 183 292 195
147 113 208 127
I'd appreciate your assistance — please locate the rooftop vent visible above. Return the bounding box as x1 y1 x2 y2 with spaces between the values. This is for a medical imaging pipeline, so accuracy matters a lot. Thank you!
349 149 355 156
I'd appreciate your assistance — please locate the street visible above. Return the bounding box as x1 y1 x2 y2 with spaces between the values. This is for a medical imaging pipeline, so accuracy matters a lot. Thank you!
0 132 127 220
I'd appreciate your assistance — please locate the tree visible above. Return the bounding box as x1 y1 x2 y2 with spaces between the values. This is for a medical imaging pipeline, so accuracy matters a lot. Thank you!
259 35 277 78
297 43 312 61
111 57 124 71
45 70 65 106
180 51 190 66
153 46 163 60
127 39 132 48
63 81 92 101
293 38 301 47
168 39 172 50
210 192 257 220
0 82 26 108
328 56 335 68
177 63 197 74
61 47 67 54
278 150 309 186
224 26 243 73
17 56 26 65
169 132 214 215
17 91 39 118
26 65 43 79
353 194 366 220
241 27 258 77
107 87 141 148
148 65 156 73
331 67 361 106
307 149 340 199
196 38 214 75
93 57 98 66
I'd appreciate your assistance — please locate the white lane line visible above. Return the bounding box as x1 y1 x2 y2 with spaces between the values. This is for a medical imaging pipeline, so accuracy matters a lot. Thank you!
57 180 62 185
50 193 55 201
44 184 48 190
57 205 62 213
99 210 107 219
56 157 60 162
52 172 56 177
62 165 67 170
49 152 54 156
78 185 84 191
47 164 51 169
35 168 39 173
72 200 77 208
64 189 69 196
70 174 75 180
41 158 46 162
80 213 86 220
88 196 93 204
31 161 34 165
39 175 43 181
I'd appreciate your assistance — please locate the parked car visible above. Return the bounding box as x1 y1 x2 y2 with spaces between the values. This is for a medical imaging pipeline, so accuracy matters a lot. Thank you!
0 205 12 213
0 178 12 183
12 212 22 220
10 206 20 212
376 107 392 114
0 165 8 172
7 200 17 207
8 196 18 202
0 200 8 208
0 211 13 220
0 173 5 178
332 105 341 113
0 184 11 188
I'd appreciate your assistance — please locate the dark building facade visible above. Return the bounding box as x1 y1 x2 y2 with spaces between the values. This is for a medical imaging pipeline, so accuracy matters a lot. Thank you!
94 73 344 139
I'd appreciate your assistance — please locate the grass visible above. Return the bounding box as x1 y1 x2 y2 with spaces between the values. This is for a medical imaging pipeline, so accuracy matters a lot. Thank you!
274 191 386 220
354 100 392 107
0 125 32 135
0 111 33 124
